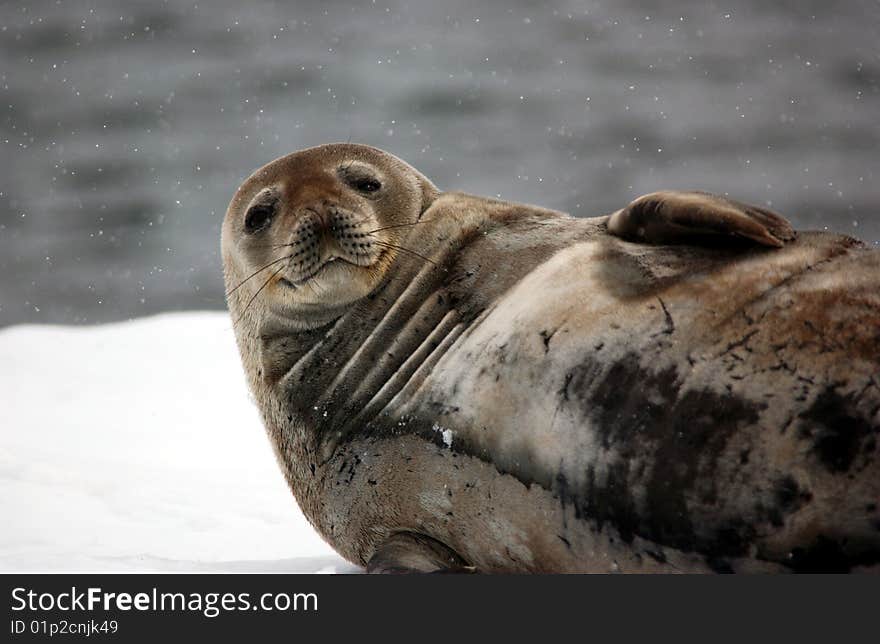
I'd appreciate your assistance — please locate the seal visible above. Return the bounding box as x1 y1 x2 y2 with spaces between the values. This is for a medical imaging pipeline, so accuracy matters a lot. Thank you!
222 143 880 573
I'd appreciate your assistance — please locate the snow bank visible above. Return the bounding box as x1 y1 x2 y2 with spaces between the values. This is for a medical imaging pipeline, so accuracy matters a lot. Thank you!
0 312 356 573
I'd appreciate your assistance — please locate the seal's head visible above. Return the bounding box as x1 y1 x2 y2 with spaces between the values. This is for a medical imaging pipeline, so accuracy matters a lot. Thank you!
222 143 438 329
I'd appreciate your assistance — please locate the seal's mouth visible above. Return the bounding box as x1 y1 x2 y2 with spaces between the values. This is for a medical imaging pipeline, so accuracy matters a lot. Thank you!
279 276 302 289
279 258 339 289
279 255 371 289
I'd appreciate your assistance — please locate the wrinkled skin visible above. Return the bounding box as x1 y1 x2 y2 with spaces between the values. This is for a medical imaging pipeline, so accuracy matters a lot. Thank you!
222 143 880 573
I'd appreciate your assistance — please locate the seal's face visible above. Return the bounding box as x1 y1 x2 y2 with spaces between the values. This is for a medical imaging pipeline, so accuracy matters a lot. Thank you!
222 144 437 327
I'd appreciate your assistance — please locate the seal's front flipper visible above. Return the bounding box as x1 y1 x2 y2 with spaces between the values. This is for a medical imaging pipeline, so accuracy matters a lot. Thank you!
607 190 795 248
366 532 474 574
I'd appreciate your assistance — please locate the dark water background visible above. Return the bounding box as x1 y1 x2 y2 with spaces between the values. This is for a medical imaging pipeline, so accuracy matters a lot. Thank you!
1 0 878 327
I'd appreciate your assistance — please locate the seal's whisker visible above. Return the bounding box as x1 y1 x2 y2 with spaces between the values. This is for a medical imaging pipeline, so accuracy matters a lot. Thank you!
257 220 433 254
371 240 439 267
247 242 295 251
234 265 286 325
366 219 434 235
226 254 294 297
267 240 310 251
305 278 325 298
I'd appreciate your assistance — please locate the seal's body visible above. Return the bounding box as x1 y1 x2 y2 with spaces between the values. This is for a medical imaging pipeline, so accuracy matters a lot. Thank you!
222 144 880 573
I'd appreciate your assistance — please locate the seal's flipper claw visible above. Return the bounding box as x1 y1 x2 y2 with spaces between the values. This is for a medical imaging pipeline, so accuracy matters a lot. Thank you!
607 190 796 248
366 532 473 574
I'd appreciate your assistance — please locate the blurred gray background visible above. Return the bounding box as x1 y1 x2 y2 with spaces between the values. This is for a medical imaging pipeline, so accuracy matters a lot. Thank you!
1 0 878 327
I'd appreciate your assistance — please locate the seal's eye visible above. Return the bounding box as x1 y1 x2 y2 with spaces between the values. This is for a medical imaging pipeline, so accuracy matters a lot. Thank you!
244 204 274 233
352 177 381 193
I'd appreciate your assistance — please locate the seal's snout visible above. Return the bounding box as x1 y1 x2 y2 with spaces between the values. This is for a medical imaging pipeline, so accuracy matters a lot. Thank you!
281 202 381 286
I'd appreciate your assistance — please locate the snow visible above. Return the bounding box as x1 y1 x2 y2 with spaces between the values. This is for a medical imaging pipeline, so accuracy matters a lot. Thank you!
0 312 357 573
431 422 454 448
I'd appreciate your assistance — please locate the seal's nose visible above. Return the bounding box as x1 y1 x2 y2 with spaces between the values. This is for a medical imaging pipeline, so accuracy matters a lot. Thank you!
290 202 379 269
292 203 348 262
298 202 338 235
